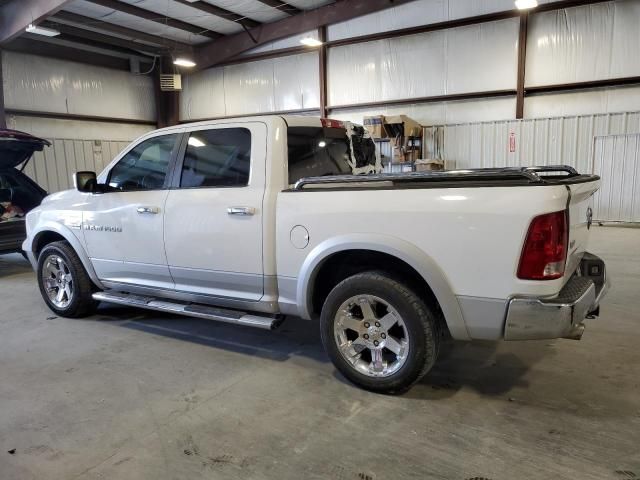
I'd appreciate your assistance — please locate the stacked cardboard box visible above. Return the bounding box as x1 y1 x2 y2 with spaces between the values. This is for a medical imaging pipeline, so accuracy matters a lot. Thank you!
363 114 423 164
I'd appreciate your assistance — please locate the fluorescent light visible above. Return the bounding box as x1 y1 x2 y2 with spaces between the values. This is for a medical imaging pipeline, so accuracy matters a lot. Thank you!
174 58 196 67
188 137 205 148
300 37 323 47
26 23 60 37
318 141 327 148
515 0 538 9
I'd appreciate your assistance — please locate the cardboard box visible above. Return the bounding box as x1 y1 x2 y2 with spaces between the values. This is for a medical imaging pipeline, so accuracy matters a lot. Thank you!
392 146 422 164
363 115 387 139
415 159 445 172
384 115 422 145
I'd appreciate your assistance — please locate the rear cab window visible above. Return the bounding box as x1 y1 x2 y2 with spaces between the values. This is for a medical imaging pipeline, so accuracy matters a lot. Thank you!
287 125 377 185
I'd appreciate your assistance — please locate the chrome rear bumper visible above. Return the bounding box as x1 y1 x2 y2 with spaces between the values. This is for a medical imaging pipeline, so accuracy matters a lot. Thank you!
504 253 609 341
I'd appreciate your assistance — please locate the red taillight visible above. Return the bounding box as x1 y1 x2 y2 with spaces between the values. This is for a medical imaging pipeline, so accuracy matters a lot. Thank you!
517 210 568 280
321 118 345 129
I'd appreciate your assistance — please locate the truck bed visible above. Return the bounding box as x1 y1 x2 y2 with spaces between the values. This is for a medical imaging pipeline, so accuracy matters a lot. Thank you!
291 165 599 191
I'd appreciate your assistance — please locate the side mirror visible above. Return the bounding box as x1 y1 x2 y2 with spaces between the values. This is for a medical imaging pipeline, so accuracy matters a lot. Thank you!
73 171 98 193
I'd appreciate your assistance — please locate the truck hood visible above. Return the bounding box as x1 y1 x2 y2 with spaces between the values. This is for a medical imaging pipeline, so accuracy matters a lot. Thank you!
0 129 51 170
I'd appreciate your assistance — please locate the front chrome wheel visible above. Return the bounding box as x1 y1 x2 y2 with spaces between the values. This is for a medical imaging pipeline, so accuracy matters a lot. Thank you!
41 255 74 309
333 295 409 378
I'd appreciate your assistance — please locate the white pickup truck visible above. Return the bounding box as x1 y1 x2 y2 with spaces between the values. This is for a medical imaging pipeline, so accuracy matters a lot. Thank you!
23 115 608 393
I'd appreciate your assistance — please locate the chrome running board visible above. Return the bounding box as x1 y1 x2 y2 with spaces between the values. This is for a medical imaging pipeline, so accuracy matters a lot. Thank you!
92 291 280 330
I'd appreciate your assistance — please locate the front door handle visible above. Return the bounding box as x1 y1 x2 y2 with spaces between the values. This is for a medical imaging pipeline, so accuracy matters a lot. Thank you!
227 206 255 216
137 206 159 214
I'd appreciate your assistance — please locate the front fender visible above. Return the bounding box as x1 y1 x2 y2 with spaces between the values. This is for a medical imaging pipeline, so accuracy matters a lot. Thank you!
24 221 104 290
296 233 471 341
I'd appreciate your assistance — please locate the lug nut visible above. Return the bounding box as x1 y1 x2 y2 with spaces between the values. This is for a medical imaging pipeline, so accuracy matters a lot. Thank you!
374 340 379 346
375 322 381 327
364 322 370 328
363 334 369 339
381 333 386 339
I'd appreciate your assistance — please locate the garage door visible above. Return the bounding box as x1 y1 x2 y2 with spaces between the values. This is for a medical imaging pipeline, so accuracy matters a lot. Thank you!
592 133 640 223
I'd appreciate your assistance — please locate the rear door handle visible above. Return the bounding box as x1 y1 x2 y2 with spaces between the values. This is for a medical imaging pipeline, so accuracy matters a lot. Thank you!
137 206 159 214
227 206 255 216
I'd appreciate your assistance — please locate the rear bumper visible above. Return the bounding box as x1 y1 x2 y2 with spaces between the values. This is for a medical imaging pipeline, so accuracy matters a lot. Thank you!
504 252 609 340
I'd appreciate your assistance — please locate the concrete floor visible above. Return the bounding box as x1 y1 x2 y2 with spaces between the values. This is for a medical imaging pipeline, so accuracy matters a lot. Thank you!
0 226 639 480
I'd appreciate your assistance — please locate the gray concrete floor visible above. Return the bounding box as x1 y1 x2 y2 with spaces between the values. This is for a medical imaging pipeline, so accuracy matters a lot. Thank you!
0 226 639 480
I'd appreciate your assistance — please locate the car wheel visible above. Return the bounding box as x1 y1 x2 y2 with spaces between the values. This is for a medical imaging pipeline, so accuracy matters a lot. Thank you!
37 241 97 318
320 271 440 394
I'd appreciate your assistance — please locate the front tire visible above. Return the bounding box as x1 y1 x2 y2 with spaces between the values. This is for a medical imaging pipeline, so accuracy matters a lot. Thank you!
37 241 97 318
320 271 440 394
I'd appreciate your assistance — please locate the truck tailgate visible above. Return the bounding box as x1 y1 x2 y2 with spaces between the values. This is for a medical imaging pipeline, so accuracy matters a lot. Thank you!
565 179 601 280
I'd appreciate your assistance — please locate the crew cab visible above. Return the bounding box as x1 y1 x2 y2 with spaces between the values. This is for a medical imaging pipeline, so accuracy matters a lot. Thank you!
23 116 608 393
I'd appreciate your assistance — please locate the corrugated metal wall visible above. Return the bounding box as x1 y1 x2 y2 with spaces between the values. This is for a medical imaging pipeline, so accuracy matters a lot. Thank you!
593 134 640 223
21 139 129 193
427 111 640 172
423 111 640 224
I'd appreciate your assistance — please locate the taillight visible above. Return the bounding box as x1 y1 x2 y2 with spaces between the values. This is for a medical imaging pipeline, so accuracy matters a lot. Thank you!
517 210 568 280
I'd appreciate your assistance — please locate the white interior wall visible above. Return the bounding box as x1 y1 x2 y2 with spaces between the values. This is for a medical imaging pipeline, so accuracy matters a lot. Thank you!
183 0 640 127
327 18 518 107
180 52 320 120
526 0 640 87
2 51 155 121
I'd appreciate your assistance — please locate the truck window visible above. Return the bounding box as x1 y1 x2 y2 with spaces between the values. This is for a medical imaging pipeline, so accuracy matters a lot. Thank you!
287 127 353 185
108 134 178 191
180 128 251 188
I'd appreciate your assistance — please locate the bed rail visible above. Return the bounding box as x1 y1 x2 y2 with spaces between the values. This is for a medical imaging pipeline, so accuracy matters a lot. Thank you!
292 165 580 190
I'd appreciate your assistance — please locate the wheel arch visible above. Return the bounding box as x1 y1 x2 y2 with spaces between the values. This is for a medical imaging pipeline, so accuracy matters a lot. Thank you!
27 223 104 289
296 234 470 341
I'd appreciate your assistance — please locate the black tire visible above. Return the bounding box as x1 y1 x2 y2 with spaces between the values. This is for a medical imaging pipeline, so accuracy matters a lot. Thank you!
37 241 98 318
320 271 440 394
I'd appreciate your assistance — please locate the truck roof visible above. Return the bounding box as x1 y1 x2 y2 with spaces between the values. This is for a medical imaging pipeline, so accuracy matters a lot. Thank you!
152 115 342 135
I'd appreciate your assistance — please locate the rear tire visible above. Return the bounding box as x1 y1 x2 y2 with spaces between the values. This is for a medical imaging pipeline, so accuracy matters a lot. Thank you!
37 241 97 318
320 271 440 394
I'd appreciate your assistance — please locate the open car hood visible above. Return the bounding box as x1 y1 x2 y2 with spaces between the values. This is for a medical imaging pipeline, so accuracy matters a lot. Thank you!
0 129 51 170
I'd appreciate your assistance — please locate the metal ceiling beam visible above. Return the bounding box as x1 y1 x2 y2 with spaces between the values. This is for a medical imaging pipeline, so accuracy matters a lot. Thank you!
173 0 261 29
84 0 224 40
53 11 192 52
195 0 415 70
253 0 302 16
0 0 72 44
42 19 166 55
4 36 140 71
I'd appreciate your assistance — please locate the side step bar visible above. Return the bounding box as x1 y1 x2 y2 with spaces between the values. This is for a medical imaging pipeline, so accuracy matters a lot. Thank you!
92 291 280 330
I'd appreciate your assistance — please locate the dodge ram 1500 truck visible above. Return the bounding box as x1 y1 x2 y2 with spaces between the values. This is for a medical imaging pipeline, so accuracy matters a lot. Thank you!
23 116 609 393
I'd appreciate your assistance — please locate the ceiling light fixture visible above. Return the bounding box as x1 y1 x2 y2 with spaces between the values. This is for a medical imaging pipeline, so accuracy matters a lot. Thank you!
300 36 323 47
515 0 538 9
174 58 196 67
25 23 60 37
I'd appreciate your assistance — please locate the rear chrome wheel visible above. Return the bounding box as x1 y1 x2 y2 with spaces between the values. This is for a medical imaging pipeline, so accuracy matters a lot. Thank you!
334 295 409 378
321 271 439 394
41 255 74 309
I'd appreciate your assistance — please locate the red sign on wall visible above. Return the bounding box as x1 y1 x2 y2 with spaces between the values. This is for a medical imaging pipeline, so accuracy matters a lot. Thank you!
509 132 516 153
